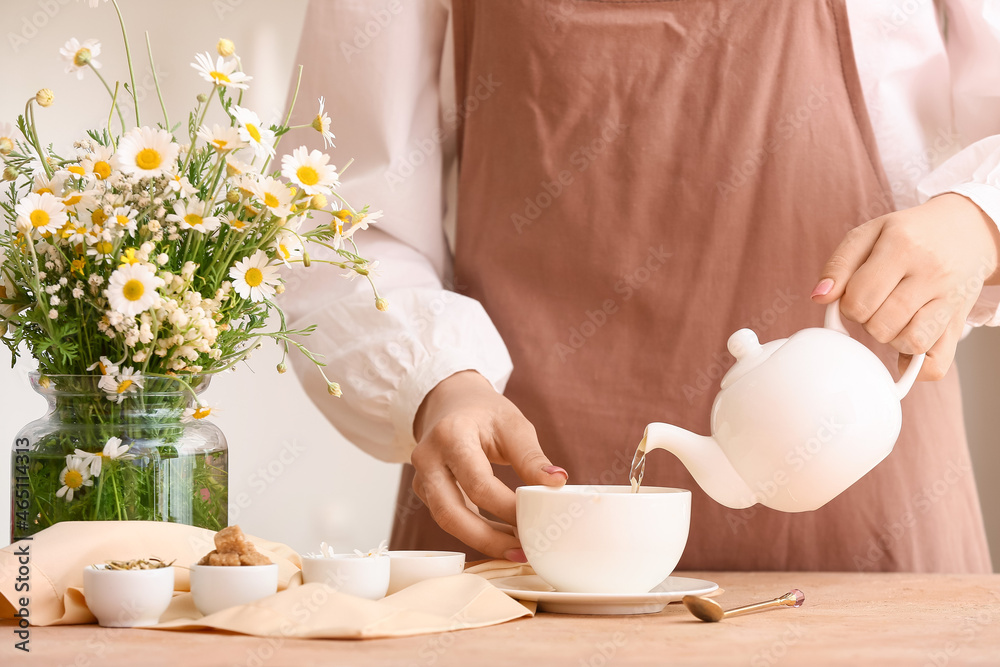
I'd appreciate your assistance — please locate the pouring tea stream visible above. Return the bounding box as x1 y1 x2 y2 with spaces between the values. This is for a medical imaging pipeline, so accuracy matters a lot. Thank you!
631 301 924 512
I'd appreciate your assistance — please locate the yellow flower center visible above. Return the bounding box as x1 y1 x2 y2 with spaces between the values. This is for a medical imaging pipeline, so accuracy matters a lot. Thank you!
296 165 320 186
246 124 262 143
212 139 229 150
264 192 280 208
118 215 133 228
36 187 53 195
210 70 232 84
279 243 290 259
122 279 145 302
192 406 212 419
73 48 91 67
0 137 13 154
67 165 86 176
117 379 133 394
64 469 84 489
92 208 108 226
63 193 83 206
95 240 113 254
311 115 326 133
97 360 107 375
71 258 86 274
93 161 111 180
229 218 246 230
30 210 50 228
135 148 162 171
183 213 203 228
244 267 264 287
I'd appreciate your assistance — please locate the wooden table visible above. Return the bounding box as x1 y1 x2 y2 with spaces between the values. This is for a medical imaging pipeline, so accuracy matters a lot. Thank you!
3 572 999 666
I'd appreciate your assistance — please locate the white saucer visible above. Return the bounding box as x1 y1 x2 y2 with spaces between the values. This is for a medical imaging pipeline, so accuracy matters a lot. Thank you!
491 574 718 615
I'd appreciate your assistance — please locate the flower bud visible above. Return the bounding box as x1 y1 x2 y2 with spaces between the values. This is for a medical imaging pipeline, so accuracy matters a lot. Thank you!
35 89 55 107
226 190 240 204
217 38 236 57
375 297 389 312
310 194 327 210
196 93 209 104
327 381 342 397
275 283 285 294
276 362 287 374
302 252 311 268
0 137 13 155
2 166 17 182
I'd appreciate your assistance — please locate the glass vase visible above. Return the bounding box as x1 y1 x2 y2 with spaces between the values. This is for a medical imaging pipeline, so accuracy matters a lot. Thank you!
10 373 228 541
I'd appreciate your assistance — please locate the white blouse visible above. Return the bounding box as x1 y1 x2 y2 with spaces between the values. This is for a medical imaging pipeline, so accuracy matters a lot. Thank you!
282 0 1000 463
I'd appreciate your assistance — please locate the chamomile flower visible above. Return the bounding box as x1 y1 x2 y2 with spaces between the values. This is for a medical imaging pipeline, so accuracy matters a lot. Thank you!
166 200 220 233
74 436 132 477
86 235 116 263
222 211 249 230
165 173 197 198
60 38 102 80
87 355 119 376
192 52 251 90
15 192 68 238
80 145 114 180
197 123 246 153
255 177 294 217
273 230 303 267
32 172 67 196
344 209 384 238
312 97 335 149
98 367 144 403
0 121 15 155
114 126 179 179
281 146 338 196
106 263 164 316
230 105 275 160
111 206 138 235
56 455 93 502
183 404 213 421
225 155 254 177
229 250 280 302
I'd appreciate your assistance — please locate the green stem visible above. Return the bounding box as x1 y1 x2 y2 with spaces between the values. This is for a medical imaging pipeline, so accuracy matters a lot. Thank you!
145 31 170 130
93 467 105 520
90 65 127 132
25 101 52 179
111 0 140 126
261 65 303 173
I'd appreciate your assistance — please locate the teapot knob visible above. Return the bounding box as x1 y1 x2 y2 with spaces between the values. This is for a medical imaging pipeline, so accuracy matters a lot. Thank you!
728 329 760 360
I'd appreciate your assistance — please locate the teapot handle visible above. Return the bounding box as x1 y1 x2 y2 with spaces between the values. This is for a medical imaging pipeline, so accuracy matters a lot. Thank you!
824 300 924 399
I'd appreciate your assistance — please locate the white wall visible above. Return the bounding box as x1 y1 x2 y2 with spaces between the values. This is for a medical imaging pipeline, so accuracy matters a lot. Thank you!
0 0 996 569
0 0 400 556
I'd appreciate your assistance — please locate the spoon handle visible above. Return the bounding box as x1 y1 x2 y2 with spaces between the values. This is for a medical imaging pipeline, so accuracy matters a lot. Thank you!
721 590 804 619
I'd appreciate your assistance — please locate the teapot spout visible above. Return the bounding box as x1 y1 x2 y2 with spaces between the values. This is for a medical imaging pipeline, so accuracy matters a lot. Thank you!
641 423 756 509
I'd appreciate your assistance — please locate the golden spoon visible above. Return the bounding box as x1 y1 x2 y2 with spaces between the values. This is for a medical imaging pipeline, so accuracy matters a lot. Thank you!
682 589 804 622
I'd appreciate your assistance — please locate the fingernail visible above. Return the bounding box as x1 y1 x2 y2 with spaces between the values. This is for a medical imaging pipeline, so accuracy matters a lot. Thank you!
504 548 528 563
811 278 834 299
542 465 569 479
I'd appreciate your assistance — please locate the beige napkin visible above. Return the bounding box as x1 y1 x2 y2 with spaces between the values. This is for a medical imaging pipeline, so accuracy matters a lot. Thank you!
0 522 532 639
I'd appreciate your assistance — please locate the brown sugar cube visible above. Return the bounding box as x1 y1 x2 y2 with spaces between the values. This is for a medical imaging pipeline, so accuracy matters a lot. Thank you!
197 550 218 566
239 551 272 566
214 525 251 555
208 551 241 567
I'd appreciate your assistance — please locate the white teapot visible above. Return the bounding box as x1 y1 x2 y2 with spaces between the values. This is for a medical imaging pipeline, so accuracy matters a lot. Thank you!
640 301 924 512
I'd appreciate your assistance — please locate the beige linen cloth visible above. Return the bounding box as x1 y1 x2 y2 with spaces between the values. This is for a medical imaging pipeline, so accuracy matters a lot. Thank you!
0 522 533 639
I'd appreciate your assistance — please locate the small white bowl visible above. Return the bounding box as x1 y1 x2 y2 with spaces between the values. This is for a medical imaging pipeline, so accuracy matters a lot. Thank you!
301 554 390 600
189 563 278 616
83 565 175 628
386 551 465 595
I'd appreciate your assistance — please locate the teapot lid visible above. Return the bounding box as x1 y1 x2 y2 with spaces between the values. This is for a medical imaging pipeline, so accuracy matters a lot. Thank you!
720 329 786 389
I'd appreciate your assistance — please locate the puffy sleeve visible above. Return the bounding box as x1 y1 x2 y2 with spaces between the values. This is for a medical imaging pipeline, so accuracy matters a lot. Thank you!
916 0 1000 326
280 0 512 463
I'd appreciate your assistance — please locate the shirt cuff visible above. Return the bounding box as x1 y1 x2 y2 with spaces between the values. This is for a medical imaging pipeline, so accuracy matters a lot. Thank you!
390 349 514 463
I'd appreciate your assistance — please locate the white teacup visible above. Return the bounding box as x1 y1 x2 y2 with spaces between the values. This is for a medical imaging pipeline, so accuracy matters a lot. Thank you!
515 485 691 594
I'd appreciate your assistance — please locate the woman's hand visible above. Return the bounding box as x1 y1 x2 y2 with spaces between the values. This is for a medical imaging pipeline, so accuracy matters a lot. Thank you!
812 193 1000 380
410 370 568 561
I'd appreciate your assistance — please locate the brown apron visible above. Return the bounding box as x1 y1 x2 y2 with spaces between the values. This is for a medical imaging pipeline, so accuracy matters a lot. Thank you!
391 0 992 572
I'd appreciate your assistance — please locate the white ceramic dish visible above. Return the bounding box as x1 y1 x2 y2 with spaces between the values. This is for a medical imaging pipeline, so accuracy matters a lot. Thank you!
301 554 390 599
492 574 717 615
516 485 691 594
386 551 465 595
83 565 175 627
189 563 278 616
